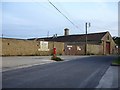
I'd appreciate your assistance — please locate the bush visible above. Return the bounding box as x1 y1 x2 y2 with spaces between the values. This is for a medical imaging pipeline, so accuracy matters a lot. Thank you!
59 53 62 56
51 53 53 56
91 53 95 55
51 56 63 61
86 53 95 55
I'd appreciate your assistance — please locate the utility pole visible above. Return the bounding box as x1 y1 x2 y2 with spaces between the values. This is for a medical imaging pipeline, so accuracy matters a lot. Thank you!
85 22 91 55
47 31 49 38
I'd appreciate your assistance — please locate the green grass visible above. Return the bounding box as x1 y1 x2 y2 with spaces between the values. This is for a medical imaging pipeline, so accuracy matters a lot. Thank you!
112 57 120 65
51 56 63 61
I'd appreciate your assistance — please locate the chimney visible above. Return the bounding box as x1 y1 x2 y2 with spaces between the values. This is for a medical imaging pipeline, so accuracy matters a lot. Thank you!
64 28 69 36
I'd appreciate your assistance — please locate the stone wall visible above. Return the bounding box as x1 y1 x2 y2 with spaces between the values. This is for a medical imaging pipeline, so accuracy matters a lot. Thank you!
1 38 64 56
64 43 85 55
87 44 103 55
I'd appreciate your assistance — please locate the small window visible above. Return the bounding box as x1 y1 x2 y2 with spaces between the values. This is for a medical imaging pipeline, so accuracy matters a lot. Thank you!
107 36 109 40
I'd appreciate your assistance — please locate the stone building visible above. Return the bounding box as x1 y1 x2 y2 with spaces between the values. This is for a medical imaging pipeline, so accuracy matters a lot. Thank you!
1 29 117 56
31 30 117 55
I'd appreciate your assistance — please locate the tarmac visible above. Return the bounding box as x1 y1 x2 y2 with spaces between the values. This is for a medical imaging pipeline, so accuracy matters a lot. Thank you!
1 55 119 88
2 56 87 72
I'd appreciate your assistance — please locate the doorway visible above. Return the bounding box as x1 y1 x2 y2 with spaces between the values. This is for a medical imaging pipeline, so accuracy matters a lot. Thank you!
106 42 110 54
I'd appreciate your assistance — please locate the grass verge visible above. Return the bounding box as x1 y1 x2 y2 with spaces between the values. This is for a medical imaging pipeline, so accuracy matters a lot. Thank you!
51 56 63 61
111 56 120 66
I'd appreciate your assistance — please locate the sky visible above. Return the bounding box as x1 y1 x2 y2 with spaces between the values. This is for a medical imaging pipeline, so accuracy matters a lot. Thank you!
1 0 119 39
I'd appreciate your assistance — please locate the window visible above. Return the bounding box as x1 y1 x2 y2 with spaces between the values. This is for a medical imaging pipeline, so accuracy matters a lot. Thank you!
38 41 49 51
107 35 109 40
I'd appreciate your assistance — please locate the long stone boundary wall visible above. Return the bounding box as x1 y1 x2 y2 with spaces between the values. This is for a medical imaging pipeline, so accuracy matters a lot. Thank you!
1 38 64 56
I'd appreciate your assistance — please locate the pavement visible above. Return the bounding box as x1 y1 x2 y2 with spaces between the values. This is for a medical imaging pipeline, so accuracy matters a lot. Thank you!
2 55 88 72
2 56 119 88
96 66 119 88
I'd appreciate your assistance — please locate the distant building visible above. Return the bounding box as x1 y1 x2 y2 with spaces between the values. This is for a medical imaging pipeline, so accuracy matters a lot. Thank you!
29 30 117 55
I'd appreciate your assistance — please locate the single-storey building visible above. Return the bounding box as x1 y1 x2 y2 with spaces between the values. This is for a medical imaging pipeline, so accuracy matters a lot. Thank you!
1 29 117 56
29 29 117 55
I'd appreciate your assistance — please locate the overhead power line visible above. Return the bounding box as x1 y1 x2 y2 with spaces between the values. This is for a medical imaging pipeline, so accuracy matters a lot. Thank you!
48 0 79 29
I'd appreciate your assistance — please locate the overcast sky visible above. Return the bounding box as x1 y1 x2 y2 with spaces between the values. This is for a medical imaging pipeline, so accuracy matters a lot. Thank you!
1 0 119 39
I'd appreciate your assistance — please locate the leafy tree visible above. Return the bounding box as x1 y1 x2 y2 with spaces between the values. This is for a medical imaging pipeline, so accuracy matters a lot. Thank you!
113 37 120 46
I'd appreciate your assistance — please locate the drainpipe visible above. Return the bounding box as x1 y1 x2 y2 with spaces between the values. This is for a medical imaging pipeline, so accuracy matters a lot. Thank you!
102 40 104 55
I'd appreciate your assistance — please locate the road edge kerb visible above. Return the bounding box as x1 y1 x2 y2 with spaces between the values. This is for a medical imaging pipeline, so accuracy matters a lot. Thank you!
96 66 118 88
2 61 56 72
111 63 120 66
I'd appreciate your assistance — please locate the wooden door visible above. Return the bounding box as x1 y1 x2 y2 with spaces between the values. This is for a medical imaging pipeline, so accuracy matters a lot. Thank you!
106 42 110 54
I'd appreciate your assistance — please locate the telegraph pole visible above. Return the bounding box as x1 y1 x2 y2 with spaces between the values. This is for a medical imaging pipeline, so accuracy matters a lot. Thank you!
85 23 87 55
85 22 91 55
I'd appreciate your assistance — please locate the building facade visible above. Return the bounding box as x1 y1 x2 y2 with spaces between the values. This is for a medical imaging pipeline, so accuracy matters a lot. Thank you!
32 31 117 55
1 31 117 56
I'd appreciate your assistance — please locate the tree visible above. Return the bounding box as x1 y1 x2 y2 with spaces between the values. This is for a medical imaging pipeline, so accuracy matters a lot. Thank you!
113 37 120 46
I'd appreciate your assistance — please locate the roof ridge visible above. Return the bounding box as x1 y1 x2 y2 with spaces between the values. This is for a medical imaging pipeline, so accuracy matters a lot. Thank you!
28 31 108 40
57 31 108 37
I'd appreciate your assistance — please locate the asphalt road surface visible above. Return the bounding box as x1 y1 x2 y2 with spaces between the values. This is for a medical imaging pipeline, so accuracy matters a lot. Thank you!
2 56 116 88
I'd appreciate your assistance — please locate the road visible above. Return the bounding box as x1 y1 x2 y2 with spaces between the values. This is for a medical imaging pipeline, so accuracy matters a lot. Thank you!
2 56 86 71
2 56 116 88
